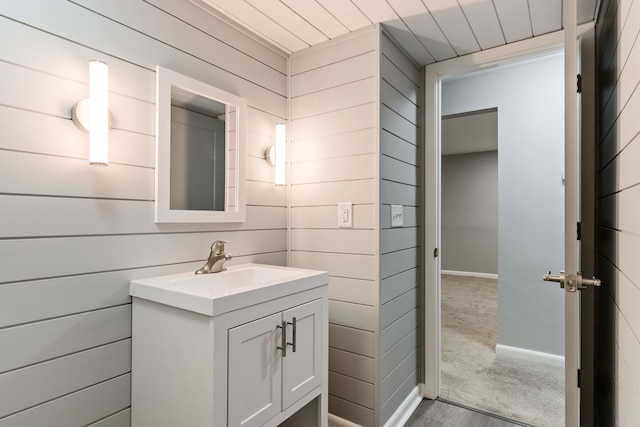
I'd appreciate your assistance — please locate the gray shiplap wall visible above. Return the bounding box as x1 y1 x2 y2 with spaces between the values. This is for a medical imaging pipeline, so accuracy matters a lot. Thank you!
595 0 640 425
378 32 421 426
290 27 421 427
0 0 286 425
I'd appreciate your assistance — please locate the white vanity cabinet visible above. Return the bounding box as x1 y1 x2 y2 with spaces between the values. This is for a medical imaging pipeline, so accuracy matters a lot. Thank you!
228 299 322 427
130 264 328 427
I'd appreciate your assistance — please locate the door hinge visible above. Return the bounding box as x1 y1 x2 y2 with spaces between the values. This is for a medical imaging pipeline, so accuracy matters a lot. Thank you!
577 74 582 93
577 221 582 241
434 248 439 258
577 369 581 388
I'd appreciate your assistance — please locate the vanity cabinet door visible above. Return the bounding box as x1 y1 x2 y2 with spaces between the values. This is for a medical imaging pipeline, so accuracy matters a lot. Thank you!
228 312 282 427
281 299 322 409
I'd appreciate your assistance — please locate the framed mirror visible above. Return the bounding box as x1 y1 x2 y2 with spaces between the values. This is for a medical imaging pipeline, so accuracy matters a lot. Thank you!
155 66 246 223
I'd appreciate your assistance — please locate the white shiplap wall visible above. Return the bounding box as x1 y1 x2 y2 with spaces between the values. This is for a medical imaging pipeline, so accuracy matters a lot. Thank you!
595 0 640 425
290 27 380 427
0 0 286 425
290 26 421 427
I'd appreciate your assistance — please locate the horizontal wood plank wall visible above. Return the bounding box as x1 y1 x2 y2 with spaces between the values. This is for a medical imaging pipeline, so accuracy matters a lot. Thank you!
0 0 287 425
378 31 421 426
595 0 640 425
289 28 379 427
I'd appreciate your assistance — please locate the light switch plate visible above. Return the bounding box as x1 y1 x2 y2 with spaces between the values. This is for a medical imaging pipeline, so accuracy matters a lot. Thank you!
338 202 353 228
391 205 403 227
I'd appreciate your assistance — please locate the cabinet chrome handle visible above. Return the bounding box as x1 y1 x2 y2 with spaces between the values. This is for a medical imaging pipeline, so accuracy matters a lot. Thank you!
287 317 297 353
277 320 287 357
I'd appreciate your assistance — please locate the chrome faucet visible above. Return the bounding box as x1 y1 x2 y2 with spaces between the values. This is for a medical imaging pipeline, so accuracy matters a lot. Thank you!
195 240 232 274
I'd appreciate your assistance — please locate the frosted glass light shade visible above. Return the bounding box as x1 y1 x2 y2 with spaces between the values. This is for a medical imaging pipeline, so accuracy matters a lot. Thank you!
89 60 109 166
71 61 111 166
275 123 286 186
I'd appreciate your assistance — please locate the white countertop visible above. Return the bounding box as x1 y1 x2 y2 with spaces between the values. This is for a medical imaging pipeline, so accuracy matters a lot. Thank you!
130 263 328 316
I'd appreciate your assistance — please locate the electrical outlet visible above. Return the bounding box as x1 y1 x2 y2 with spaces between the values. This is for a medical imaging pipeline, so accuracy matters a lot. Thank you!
338 202 353 228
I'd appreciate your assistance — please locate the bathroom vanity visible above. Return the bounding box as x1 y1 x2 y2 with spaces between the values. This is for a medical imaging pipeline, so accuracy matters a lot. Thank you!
130 264 329 427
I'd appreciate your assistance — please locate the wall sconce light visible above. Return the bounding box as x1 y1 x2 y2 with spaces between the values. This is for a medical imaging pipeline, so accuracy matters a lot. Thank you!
72 60 112 166
265 123 286 185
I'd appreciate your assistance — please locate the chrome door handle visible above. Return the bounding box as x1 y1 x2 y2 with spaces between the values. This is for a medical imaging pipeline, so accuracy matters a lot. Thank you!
578 273 601 288
543 270 565 285
543 270 601 292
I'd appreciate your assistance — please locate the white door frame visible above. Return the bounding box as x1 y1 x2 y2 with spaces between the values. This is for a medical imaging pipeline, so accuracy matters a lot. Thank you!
421 30 565 398
421 7 597 425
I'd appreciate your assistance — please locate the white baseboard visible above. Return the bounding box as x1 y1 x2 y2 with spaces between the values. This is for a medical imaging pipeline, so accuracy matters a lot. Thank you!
441 270 498 280
328 386 422 427
496 344 565 367
383 386 422 427
328 413 362 427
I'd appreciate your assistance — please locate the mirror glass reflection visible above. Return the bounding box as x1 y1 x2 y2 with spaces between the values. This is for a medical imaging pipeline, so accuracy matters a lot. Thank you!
155 66 246 223
169 87 228 212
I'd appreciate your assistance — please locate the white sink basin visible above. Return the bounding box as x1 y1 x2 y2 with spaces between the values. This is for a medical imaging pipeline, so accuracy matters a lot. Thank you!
130 263 328 316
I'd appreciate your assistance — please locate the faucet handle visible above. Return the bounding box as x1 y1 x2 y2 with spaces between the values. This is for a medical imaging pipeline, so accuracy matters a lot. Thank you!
211 240 230 255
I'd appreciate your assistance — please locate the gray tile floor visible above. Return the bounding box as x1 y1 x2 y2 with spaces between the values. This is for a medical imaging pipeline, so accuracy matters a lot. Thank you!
404 399 531 427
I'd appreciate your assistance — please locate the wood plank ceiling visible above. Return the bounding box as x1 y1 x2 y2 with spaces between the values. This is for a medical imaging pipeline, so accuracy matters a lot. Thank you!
192 0 599 65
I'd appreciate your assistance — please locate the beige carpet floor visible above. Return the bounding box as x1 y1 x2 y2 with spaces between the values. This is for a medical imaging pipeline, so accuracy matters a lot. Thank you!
439 274 565 427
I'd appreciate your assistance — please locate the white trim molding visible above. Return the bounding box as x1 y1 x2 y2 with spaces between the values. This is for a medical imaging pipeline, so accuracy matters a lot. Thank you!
496 344 565 367
328 413 363 427
327 386 423 427
383 386 422 427
441 270 498 280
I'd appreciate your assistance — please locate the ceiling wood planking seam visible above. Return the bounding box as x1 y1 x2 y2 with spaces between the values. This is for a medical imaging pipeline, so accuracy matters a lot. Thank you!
281 0 350 38
245 0 328 45
201 0 310 52
492 0 534 43
317 0 371 31
388 0 456 61
351 0 399 23
528 0 563 36
457 0 506 50
424 0 481 56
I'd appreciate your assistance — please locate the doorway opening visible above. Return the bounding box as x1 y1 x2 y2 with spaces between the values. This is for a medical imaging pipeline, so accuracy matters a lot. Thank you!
439 105 564 426
424 44 567 427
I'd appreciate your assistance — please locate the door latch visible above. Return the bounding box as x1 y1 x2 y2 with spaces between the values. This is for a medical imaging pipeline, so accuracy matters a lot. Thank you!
543 270 601 292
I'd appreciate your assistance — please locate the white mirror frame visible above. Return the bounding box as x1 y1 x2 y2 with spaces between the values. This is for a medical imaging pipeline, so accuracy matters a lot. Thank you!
155 66 246 223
